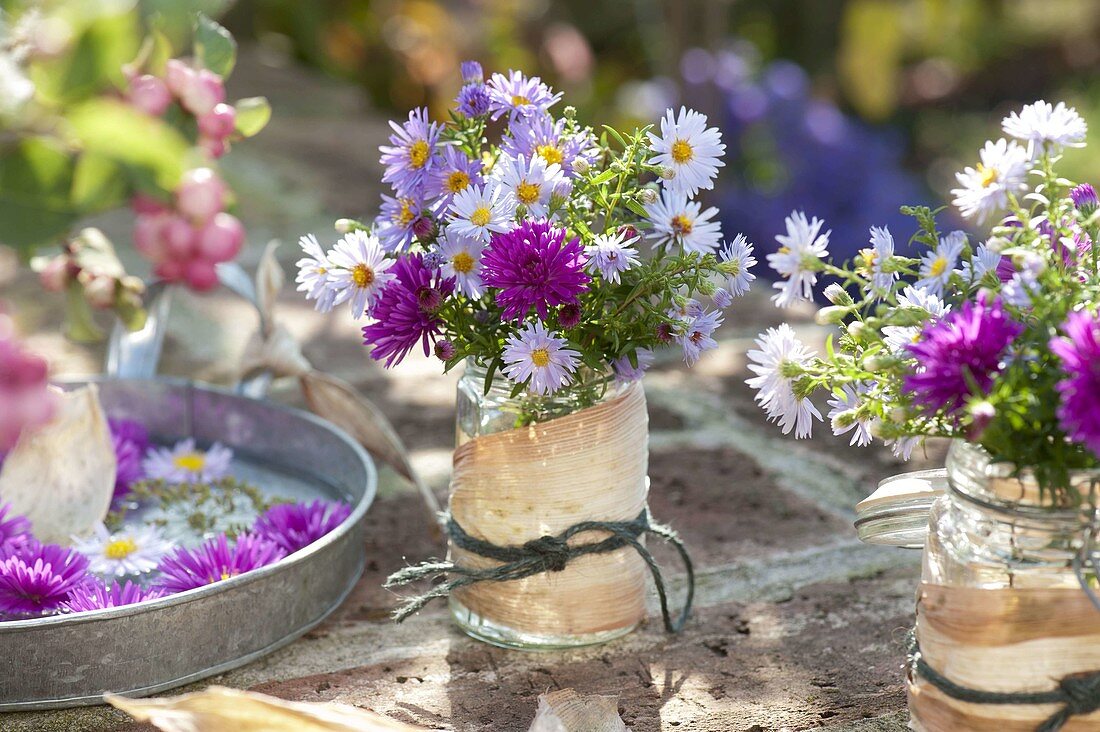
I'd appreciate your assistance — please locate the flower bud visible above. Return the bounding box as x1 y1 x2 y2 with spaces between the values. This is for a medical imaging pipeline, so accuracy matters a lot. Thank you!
1071 183 1098 216
460 60 483 85
83 275 117 309
179 68 225 117
128 74 171 116
638 188 659 205
562 105 577 120
165 59 194 98
967 400 996 441
659 167 675 180
712 287 733 309
197 103 236 140
823 283 854 307
846 321 866 341
572 158 590 176
334 218 360 234
434 339 457 361
35 256 70 292
814 306 848 326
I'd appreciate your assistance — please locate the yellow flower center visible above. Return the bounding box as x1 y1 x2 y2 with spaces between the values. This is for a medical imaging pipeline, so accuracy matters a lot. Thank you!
352 263 376 288
219 570 237 582
516 181 541 205
446 171 471 193
396 198 416 227
512 94 531 107
536 144 563 166
671 214 694 236
671 138 694 164
530 348 551 367
470 205 491 227
451 251 475 274
861 248 877 269
778 246 790 254
977 163 998 188
409 140 430 169
173 452 206 473
930 256 948 277
104 537 138 560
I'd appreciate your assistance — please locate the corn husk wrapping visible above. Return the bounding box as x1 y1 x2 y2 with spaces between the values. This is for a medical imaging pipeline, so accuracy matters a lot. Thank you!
449 383 650 637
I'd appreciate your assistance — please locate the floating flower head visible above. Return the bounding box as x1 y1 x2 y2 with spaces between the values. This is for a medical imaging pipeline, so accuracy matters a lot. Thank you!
481 219 590 321
486 70 561 122
379 108 441 196
0 542 90 615
863 226 896 296
491 154 564 218
501 321 580 396
612 348 654 384
72 523 172 578
362 254 456 368
951 138 1028 223
63 579 165 613
746 324 822 438
1050 310 1100 459
1002 100 1087 151
584 230 640 284
253 500 353 555
108 418 149 499
502 114 597 179
437 230 486 298
142 438 233 484
0 502 31 557
327 230 397 318
295 233 340 313
377 192 430 253
718 234 757 296
768 211 830 307
447 184 515 242
904 295 1022 414
156 533 285 593
915 231 966 297
645 189 723 254
426 145 483 209
648 106 725 197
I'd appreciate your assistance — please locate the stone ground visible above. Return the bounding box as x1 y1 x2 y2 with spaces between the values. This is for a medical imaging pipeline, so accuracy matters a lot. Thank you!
0 48 947 732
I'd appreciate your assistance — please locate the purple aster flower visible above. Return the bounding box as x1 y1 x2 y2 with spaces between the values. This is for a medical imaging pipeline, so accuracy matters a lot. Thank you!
1071 183 1098 216
0 502 32 558
481 220 590 321
557 302 582 329
677 309 724 366
1050 310 1100 458
460 60 483 84
156 533 285 594
0 542 90 615
253 500 353 555
377 192 430 253
426 145 483 210
362 254 456 368
63 579 164 613
379 108 441 197
434 339 456 361
501 114 598 178
612 348 654 384
108 418 149 499
904 296 1022 413
456 82 491 118
486 70 562 122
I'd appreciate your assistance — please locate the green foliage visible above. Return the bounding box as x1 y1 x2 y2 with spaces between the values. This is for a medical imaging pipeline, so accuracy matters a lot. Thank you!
193 12 235 77
233 96 271 138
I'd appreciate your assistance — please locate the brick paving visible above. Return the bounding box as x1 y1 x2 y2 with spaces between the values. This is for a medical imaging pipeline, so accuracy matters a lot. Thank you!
0 49 946 731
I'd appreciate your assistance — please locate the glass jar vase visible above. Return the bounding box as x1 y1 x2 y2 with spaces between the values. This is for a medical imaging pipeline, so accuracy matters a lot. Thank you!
447 359 650 649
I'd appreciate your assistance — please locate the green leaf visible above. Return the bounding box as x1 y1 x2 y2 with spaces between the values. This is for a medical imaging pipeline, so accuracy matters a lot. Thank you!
601 125 628 149
233 96 271 138
63 281 105 343
68 99 189 191
0 138 80 254
194 13 237 77
71 153 127 212
623 198 650 218
588 169 617 186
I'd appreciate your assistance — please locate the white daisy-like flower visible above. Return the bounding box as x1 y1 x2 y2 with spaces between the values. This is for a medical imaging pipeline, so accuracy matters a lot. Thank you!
491 154 564 218
865 226 897 297
746 324 822 438
647 106 726 197
886 435 920 461
677 309 723 366
959 242 1003 284
1002 269 1039 307
768 211 831 308
914 231 966 296
951 138 1028 223
882 285 950 354
447 184 515 242
502 321 580 396
326 230 397 319
827 384 875 447
295 234 339 313
584 231 641 284
719 234 757 296
1002 100 1087 151
645 189 723 254
142 438 233 484
72 523 173 578
437 229 485 298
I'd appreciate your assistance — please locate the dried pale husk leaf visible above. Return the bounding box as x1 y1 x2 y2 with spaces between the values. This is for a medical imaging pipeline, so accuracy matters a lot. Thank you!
106 686 428 732
0 384 115 543
254 240 284 332
528 689 631 732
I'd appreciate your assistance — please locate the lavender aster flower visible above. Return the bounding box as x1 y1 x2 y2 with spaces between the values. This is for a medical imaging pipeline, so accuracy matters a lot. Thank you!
108 418 148 499
426 145 483 210
1050 311 1100 458
501 114 597 178
362 254 456 368
456 82 491 118
677 309 724 366
584 230 640 284
719 234 757 296
156 533 285 594
1072 183 1098 216
379 108 440 196
63 580 164 613
904 296 1022 413
0 542 90 615
253 500 353 555
481 220 590 321
502 321 579 396
143 438 233 484
0 502 32 557
612 348 654 384
460 60 483 84
377 193 429 253
486 70 562 122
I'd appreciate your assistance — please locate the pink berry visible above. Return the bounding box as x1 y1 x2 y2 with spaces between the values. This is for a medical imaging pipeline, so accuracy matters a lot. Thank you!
131 194 170 216
179 68 225 116
197 213 245 263
175 168 226 223
133 214 169 260
184 259 220 291
199 135 228 159
37 257 70 292
198 103 236 139
162 214 198 258
128 74 171 116
154 260 185 283
165 59 195 98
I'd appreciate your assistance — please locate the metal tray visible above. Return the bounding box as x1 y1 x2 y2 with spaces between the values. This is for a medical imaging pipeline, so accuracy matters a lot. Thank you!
0 376 377 711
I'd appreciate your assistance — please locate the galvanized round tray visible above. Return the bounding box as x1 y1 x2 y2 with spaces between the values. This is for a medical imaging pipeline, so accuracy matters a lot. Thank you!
0 377 377 711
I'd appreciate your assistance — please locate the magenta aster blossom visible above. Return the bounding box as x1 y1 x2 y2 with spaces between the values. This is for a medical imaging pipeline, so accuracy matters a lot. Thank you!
253 500 352 555
379 108 441 196
1071 183 1098 215
481 220 590 321
156 533 285 594
904 296 1022 413
0 502 31 558
362 254 456 368
108 418 149 499
0 542 90 615
63 579 165 613
1050 310 1100 458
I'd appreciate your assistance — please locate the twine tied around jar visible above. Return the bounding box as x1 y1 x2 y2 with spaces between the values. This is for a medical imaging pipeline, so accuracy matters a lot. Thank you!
385 508 695 633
